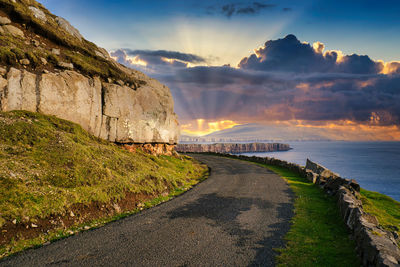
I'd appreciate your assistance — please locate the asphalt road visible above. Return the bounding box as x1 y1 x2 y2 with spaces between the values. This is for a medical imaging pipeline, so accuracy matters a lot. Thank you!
1 154 294 267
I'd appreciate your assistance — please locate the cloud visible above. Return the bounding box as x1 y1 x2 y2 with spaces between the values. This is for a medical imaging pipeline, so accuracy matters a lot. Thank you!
112 35 400 139
212 1 276 18
238 34 382 74
123 49 206 64
110 49 206 74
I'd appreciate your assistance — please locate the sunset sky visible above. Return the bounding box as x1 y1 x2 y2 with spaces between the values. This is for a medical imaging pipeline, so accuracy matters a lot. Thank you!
39 0 400 140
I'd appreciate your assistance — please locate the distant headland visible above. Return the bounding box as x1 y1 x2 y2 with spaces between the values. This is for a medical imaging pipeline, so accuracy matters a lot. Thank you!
176 142 291 153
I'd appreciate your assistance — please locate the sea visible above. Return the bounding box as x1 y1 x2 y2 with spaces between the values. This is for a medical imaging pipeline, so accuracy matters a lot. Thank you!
239 141 400 201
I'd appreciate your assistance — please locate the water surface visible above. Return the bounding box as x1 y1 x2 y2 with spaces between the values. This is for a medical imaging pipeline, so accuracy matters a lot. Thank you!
241 141 400 201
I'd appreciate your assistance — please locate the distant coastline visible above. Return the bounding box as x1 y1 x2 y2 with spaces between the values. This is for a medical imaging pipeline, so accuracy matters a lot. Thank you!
176 142 291 153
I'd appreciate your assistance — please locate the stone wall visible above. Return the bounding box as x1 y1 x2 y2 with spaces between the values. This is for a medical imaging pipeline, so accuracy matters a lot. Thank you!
0 67 179 144
176 143 291 153
197 152 400 266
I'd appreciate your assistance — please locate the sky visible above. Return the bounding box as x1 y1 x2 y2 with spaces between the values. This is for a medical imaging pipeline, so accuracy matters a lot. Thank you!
38 0 400 140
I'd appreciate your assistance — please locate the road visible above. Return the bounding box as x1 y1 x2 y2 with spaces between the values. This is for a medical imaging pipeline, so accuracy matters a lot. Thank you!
1 154 294 267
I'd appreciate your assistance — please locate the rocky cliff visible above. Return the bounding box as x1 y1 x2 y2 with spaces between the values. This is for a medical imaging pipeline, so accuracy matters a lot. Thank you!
0 0 179 144
176 143 291 153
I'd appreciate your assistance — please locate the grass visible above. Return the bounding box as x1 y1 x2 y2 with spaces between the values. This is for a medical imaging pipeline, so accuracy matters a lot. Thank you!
252 163 360 267
0 110 207 227
0 170 208 258
0 0 140 84
360 189 400 244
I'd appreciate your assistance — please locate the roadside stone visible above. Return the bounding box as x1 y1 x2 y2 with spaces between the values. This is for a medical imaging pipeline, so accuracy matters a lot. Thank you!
70 211 75 217
12 219 16 224
19 59 30 65
29 6 47 22
2 25 24 38
84 226 90 230
113 203 121 213
0 16 11 25
57 62 74 70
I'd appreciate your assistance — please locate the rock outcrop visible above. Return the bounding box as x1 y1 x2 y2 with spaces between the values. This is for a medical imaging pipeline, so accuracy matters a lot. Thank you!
0 0 179 144
0 68 179 144
176 143 291 153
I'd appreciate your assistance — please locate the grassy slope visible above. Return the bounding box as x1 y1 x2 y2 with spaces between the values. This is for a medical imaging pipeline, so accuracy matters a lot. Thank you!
360 189 400 244
0 110 207 226
254 164 360 266
0 0 140 84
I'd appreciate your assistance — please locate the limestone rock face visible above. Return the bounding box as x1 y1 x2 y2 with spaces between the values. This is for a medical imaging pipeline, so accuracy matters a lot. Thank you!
0 67 179 144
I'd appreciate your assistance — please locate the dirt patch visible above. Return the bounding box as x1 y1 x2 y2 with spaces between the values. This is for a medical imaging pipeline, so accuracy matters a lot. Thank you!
0 191 161 246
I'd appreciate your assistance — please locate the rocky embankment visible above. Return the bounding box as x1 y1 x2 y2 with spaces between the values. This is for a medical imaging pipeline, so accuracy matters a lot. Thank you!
0 0 179 145
176 143 291 153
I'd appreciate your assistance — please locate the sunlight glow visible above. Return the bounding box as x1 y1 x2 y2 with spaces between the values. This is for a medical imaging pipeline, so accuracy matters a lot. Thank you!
181 119 240 136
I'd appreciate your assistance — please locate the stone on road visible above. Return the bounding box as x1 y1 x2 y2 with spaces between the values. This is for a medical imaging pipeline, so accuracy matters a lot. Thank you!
1 154 294 267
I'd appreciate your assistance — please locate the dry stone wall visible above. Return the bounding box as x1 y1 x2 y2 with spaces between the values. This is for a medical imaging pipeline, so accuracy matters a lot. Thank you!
197 152 400 267
0 67 179 144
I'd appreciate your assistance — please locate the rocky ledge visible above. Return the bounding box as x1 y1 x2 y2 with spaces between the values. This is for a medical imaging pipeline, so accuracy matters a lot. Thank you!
175 142 291 153
0 67 179 144
0 0 180 145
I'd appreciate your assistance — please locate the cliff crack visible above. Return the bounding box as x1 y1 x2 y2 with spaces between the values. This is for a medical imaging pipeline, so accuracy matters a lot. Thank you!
35 73 42 112
19 70 24 110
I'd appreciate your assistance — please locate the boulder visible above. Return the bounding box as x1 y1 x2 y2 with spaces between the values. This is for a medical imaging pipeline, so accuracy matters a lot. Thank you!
55 16 83 41
57 62 74 70
2 25 24 38
0 16 11 25
19 59 30 65
51 48 60 55
29 6 47 22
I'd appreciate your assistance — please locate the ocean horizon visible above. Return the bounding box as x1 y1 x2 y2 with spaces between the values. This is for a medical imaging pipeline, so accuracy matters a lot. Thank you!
238 141 400 201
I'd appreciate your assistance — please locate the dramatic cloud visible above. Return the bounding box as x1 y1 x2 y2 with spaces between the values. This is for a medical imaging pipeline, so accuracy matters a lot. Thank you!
110 49 206 73
112 34 400 139
239 34 382 74
123 49 206 64
208 1 276 18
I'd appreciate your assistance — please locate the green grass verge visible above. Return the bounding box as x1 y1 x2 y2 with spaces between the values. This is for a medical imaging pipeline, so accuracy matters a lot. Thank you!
253 163 360 266
0 170 208 258
0 111 207 224
360 189 400 244
0 110 208 257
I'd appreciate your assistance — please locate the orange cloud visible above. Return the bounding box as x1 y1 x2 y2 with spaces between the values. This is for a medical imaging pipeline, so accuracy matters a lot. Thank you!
275 119 400 140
